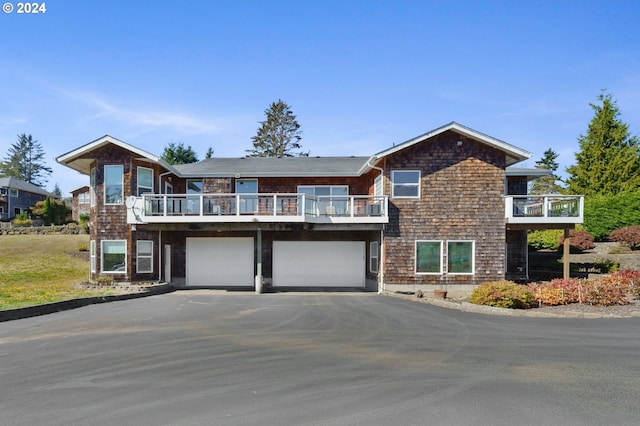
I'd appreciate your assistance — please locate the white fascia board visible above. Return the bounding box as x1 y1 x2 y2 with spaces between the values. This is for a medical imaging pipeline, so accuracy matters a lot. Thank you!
57 135 177 175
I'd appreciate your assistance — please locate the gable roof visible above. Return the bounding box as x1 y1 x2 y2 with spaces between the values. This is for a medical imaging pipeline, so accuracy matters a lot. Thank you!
174 156 372 178
373 121 532 166
56 135 177 175
0 177 54 197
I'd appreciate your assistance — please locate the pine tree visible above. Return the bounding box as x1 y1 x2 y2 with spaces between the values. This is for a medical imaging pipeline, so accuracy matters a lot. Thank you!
0 134 52 187
565 92 640 196
161 142 199 165
530 148 563 194
205 147 214 159
247 99 305 157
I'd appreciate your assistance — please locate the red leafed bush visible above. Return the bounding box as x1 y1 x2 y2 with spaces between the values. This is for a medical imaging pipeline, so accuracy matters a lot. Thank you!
608 269 640 299
609 225 640 250
558 230 595 252
582 277 630 306
528 278 583 306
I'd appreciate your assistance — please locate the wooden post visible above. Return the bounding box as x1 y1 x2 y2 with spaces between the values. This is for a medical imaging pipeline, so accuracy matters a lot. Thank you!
563 228 571 280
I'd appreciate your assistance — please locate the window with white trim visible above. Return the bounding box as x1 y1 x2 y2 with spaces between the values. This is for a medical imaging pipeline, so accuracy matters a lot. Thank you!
137 167 154 196
298 185 349 215
392 170 420 198
101 240 126 274
136 240 153 273
415 240 443 274
369 241 379 273
90 166 96 207
104 165 124 205
90 240 96 273
447 241 475 275
9 188 18 197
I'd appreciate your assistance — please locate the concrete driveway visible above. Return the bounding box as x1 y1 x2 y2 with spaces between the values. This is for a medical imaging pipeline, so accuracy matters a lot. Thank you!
1 291 640 425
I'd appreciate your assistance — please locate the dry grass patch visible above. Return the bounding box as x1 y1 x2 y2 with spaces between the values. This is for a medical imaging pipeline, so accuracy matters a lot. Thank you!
0 234 113 310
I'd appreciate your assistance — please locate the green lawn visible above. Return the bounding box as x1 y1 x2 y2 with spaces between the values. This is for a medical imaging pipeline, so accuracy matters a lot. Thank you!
0 234 113 310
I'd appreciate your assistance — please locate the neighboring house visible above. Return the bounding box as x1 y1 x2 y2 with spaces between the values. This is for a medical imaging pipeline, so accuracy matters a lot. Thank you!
0 177 54 221
70 185 91 222
56 122 583 295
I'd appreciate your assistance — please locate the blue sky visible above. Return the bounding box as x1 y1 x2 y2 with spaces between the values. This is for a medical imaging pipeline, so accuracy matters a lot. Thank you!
1 0 639 196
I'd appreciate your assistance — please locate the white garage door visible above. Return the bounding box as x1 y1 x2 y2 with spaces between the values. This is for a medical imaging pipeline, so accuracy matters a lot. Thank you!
273 241 365 288
186 237 254 287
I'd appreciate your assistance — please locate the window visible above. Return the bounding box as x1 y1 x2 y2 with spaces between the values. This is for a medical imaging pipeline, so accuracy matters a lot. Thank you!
369 241 379 273
392 170 420 198
447 241 475 274
236 179 258 214
137 240 153 273
78 192 90 204
104 165 124 205
298 185 349 215
374 174 383 197
101 240 126 274
9 188 18 197
416 241 443 274
90 166 96 206
137 167 154 196
90 240 96 273
186 180 202 214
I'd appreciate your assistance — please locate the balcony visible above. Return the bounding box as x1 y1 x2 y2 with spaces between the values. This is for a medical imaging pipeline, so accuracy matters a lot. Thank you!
127 193 389 225
505 195 584 225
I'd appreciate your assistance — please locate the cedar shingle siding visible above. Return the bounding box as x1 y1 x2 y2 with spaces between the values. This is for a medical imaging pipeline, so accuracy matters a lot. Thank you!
383 131 506 286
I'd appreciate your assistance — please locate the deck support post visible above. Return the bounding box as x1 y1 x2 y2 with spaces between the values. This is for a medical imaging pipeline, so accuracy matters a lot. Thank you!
255 228 263 293
563 228 571 280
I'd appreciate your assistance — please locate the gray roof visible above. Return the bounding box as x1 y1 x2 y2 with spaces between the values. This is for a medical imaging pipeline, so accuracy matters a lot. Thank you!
173 156 373 178
506 167 552 181
0 177 54 197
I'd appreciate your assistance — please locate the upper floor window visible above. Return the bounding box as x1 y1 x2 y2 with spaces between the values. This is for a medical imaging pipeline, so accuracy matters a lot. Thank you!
137 167 154 196
90 166 96 207
298 185 349 215
187 180 202 194
104 165 124 205
392 170 420 198
9 188 18 197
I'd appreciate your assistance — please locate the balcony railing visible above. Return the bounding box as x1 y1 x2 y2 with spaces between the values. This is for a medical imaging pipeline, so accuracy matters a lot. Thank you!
505 195 584 224
127 193 389 224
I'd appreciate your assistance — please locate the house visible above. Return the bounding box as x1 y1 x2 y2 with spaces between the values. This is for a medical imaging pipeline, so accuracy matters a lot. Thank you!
56 122 583 296
70 185 91 222
0 177 54 221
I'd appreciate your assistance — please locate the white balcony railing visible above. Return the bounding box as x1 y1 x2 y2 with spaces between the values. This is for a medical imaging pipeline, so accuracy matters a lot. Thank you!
127 193 389 224
505 195 584 224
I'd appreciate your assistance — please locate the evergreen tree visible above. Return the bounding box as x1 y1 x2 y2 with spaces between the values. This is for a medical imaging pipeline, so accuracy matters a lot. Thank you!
205 146 214 159
247 99 305 157
530 148 563 194
161 142 199 165
52 183 62 199
565 92 640 196
0 134 52 187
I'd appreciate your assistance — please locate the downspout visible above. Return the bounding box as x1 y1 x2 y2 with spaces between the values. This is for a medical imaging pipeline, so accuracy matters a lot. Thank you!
366 157 386 294
158 229 162 283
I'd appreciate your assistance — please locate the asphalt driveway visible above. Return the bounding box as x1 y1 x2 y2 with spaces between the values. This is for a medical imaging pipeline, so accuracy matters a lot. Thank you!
1 291 640 425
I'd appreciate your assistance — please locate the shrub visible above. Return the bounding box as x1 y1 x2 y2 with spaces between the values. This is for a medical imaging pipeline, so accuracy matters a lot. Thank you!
470 280 534 309
529 278 583 306
558 230 595 252
608 269 640 300
609 225 640 250
582 277 630 306
93 275 115 286
528 229 563 250
584 190 640 241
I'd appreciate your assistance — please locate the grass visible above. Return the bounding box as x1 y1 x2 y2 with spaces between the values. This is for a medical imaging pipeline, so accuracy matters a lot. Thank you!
0 234 114 310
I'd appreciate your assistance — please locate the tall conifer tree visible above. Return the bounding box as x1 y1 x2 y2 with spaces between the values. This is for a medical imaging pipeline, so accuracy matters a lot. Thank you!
565 92 640 196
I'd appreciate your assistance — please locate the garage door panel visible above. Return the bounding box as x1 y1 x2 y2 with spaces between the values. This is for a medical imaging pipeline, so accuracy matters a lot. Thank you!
273 241 365 287
186 237 254 287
